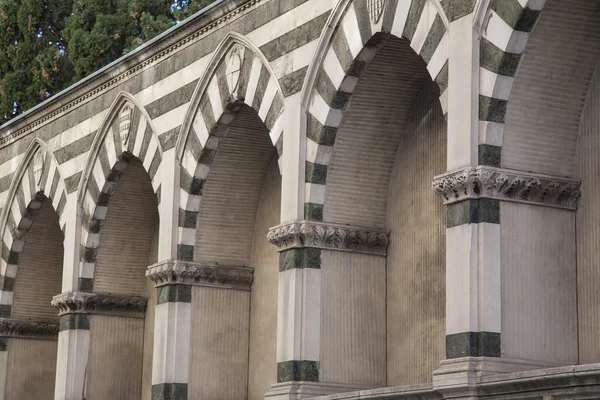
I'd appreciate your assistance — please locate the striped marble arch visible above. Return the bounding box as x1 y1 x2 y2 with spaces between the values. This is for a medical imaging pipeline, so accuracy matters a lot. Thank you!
476 0 546 166
175 32 285 261
77 92 163 292
0 139 67 315
301 0 454 221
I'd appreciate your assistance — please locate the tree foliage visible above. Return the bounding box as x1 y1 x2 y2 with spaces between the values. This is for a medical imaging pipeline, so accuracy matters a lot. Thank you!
0 0 214 123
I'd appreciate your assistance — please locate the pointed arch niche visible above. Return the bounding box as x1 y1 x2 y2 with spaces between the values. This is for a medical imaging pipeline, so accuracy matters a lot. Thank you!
63 92 163 399
174 32 284 400
0 139 67 399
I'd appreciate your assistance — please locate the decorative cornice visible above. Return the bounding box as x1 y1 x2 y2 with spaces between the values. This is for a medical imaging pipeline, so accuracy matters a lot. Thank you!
51 292 147 318
267 221 390 256
0 318 58 340
0 0 261 149
146 261 254 291
432 166 581 210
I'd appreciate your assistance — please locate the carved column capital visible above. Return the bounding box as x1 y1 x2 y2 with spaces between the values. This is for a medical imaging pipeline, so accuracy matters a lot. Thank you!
51 292 147 318
267 221 390 256
432 166 581 210
146 260 254 291
0 318 58 340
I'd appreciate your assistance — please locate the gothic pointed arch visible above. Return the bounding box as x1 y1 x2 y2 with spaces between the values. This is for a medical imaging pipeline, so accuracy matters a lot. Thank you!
301 0 452 221
176 32 285 260
77 91 163 291
0 138 67 313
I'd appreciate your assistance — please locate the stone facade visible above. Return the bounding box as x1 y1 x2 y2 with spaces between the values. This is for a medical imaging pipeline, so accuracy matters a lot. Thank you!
0 0 597 399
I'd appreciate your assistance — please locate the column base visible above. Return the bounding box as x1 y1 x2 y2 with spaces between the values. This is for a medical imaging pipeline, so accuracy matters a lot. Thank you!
432 357 562 398
264 382 372 400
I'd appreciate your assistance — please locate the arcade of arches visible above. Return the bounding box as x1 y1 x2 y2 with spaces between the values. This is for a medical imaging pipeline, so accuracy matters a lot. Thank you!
0 0 599 399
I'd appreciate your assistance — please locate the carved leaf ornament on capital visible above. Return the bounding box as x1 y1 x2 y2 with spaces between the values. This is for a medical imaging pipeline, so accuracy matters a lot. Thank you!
432 166 581 210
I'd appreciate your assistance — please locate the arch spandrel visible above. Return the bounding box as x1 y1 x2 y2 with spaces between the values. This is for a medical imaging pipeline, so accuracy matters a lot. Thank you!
302 0 451 222
176 32 285 261
77 91 163 292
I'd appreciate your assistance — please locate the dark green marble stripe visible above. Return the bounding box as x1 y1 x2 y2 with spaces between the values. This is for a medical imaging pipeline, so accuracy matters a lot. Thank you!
78 277 94 293
148 149 161 182
179 166 205 196
353 0 372 45
151 383 188 400
275 133 284 158
382 0 399 33
279 248 321 272
48 169 60 201
277 360 319 382
238 50 254 100
97 143 112 178
403 0 426 41
307 114 337 146
64 172 81 193
39 153 52 194
435 60 449 94
215 61 230 109
279 67 307 97
59 314 90 331
420 15 445 64
260 12 330 62
0 172 15 193
0 337 7 351
56 192 67 218
315 69 352 110
305 161 328 185
264 95 283 132
158 126 180 151
252 66 271 113
179 208 198 229
446 331 500 358
480 37 521 77
490 0 540 32
0 276 14 291
146 80 198 121
126 107 142 153
185 127 204 163
447 199 500 228
157 285 192 304
137 124 154 164
331 27 354 74
479 95 508 124
199 95 216 133
478 144 501 167
177 245 194 262
304 202 324 222
87 176 101 207
440 0 476 22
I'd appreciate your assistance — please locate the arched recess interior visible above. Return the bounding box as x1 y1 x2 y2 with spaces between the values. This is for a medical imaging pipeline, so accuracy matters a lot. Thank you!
76 92 162 399
494 0 600 367
176 32 284 400
0 139 67 399
300 0 449 387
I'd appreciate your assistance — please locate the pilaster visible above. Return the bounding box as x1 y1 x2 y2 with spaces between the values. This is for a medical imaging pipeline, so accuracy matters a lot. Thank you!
52 292 146 400
265 221 389 399
432 165 581 395
146 260 253 400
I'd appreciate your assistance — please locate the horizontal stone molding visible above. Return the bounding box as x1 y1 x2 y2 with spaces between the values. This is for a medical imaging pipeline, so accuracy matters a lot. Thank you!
267 221 390 256
51 292 147 318
0 318 58 340
146 260 254 291
432 166 581 210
